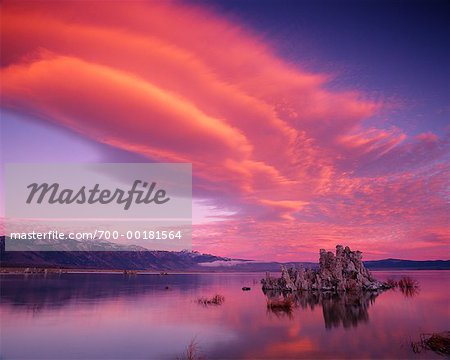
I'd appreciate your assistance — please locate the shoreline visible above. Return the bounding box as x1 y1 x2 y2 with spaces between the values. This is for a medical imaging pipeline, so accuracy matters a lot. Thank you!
1 267 449 275
0 267 266 275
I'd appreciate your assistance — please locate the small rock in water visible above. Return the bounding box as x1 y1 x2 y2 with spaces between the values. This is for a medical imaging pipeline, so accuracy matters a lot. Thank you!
242 287 251 291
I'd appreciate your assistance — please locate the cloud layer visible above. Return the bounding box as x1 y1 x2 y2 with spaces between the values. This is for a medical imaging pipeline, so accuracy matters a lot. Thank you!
1 1 449 260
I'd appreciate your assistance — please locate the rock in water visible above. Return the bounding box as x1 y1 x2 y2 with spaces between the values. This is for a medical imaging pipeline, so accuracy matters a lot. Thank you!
261 245 390 292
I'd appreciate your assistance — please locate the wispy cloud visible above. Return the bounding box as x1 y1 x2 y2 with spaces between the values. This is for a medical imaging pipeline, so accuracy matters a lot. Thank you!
1 1 448 260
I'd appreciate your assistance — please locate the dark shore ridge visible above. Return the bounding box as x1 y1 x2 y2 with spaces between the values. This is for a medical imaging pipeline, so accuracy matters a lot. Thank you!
261 245 392 292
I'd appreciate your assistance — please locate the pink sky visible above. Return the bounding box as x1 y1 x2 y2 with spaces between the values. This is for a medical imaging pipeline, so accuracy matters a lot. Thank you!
1 1 449 261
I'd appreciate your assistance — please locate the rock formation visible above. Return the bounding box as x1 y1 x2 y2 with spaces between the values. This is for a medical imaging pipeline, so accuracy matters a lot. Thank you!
261 245 391 292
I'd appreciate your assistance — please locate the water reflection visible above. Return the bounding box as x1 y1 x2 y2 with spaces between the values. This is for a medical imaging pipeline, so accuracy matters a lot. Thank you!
0 274 424 323
264 289 379 328
3 273 381 329
0 273 201 309
0 271 448 359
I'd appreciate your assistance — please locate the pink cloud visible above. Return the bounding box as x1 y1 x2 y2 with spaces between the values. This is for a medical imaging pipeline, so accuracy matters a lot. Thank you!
1 1 448 260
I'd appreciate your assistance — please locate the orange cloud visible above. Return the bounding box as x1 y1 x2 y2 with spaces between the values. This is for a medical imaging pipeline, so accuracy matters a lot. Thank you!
1 1 448 259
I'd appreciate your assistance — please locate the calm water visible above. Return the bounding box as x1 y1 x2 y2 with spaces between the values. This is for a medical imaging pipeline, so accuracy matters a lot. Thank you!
0 271 449 359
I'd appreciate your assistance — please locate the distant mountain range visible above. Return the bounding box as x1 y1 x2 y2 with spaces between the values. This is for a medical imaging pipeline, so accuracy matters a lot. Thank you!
199 258 450 271
364 258 450 270
0 236 238 271
1 237 449 271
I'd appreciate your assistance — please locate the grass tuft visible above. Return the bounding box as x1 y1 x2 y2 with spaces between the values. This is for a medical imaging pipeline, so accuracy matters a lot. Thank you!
411 331 450 355
385 278 398 288
197 294 225 306
398 276 420 297
266 296 294 313
178 337 203 360
398 276 418 289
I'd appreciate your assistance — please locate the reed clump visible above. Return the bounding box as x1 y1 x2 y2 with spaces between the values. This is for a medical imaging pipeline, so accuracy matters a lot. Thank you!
385 278 398 288
411 331 450 355
197 294 225 306
398 276 420 297
266 296 294 312
398 276 419 289
178 337 203 360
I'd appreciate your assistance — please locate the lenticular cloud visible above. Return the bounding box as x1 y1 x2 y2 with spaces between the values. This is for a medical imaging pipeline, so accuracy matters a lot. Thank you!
1 1 448 259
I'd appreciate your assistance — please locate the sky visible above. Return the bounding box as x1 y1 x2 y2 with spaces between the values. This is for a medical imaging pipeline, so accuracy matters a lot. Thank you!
1 0 449 261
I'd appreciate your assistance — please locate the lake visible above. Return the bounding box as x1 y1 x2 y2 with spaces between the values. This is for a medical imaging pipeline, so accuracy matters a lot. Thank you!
0 270 449 359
